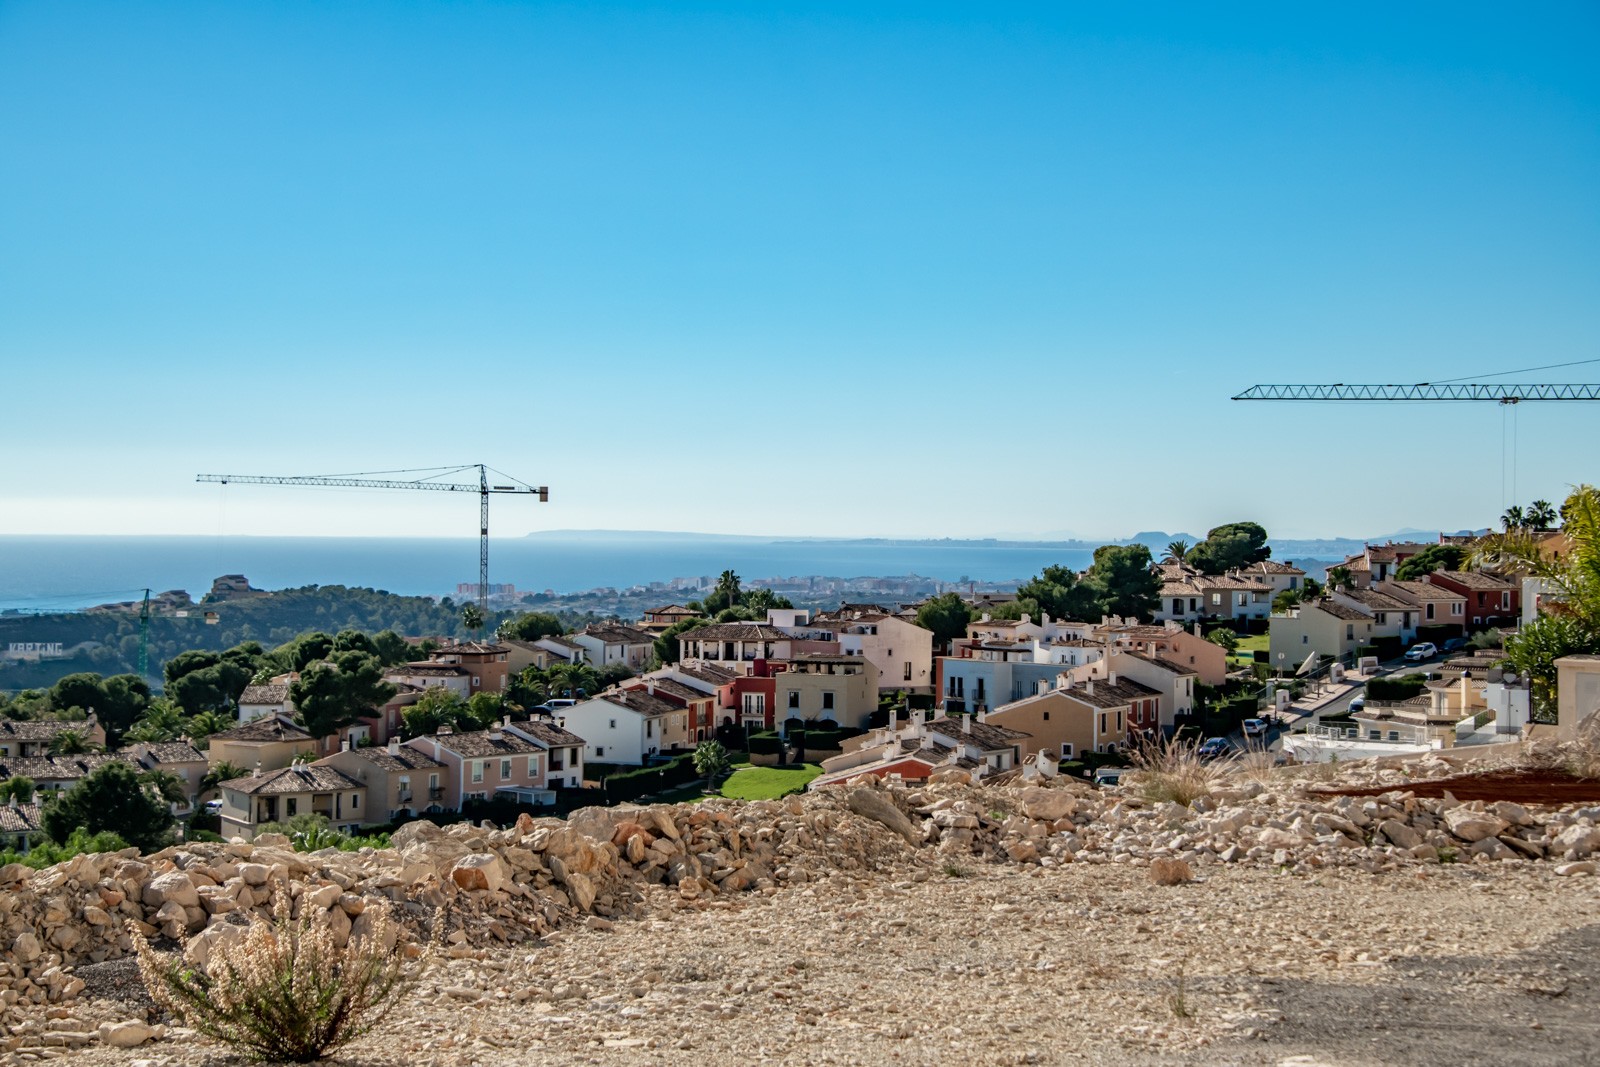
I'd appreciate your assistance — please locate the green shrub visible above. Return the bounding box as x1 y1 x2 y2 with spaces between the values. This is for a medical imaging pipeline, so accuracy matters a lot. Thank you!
0 827 132 869
1366 674 1429 701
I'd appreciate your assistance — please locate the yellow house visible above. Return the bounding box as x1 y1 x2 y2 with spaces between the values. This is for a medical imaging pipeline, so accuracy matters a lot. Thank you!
207 715 317 775
218 764 367 842
774 655 880 730
1268 599 1375 671
988 678 1142 759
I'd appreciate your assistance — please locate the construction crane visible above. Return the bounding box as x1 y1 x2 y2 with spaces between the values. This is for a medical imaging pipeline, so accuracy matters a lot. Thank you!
195 465 549 611
1232 383 1600 402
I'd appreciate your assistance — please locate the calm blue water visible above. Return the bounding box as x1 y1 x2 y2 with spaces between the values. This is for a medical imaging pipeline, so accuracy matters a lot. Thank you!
0 535 1098 612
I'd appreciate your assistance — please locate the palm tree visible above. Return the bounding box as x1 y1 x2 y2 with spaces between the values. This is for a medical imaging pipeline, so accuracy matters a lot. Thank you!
1527 500 1558 530
1501 505 1527 531
48 730 95 756
123 700 186 744
140 769 188 809
184 709 230 739
1164 540 1190 565
201 761 248 796
692 740 730 794
550 662 599 701
1326 566 1354 592
461 603 486 638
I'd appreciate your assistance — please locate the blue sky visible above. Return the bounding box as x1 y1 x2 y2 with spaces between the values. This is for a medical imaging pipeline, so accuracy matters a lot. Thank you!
2 1 1597 541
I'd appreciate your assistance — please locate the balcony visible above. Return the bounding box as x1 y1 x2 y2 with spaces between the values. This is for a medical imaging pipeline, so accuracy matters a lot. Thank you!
397 789 413 804
428 786 445 800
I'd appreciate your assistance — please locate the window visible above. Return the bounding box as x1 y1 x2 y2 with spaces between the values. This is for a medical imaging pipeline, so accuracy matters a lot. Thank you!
286 798 298 817
1501 592 1511 611
1346 625 1354 640
1211 593 1222 606
1451 603 1463 617
822 691 835 711
1426 603 1435 620
1061 744 1073 758
788 691 800 709
1116 710 1123 730
646 719 654 738
1042 710 1050 721
609 719 617 729
526 755 538 776
904 661 912 681
1099 713 1107 733
471 761 484 783
1302 635 1309 644
351 793 359 810
500 759 512 780
428 773 438 791
595 746 605 758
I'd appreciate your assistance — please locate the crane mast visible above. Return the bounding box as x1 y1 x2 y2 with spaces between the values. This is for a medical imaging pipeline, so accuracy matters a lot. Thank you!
196 465 549 611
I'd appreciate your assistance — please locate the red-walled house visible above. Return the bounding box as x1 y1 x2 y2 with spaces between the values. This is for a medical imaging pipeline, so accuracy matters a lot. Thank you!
1424 571 1521 627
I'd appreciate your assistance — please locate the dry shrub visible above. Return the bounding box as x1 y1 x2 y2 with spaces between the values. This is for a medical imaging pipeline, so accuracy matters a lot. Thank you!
1128 735 1223 807
1148 857 1194 886
132 891 423 1063
1230 745 1279 784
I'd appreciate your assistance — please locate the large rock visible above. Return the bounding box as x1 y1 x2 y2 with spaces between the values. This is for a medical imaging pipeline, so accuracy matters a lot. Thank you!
1444 809 1509 843
98 1021 156 1049
1018 787 1076 822
1551 824 1600 857
845 787 919 845
1379 819 1422 850
142 872 199 909
449 854 507 893
12 932 41 963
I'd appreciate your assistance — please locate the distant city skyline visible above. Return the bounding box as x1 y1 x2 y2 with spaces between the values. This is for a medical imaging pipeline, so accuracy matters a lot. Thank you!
3 2 1597 542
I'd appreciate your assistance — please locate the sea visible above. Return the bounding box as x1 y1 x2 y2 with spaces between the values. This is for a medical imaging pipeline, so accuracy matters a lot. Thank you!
0 535 1100 613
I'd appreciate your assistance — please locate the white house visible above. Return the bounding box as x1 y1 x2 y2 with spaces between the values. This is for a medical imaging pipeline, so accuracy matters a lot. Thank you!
561 688 687 766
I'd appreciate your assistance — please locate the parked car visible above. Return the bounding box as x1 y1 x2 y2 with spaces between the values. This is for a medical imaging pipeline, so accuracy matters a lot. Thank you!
1404 642 1438 662
1348 695 1366 713
1442 637 1468 653
1093 767 1126 787
1197 737 1232 761
202 799 223 816
1241 718 1268 738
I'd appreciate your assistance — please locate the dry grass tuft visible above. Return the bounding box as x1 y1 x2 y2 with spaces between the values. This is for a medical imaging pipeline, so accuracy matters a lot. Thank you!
1128 735 1224 807
1230 745 1280 784
132 889 426 1063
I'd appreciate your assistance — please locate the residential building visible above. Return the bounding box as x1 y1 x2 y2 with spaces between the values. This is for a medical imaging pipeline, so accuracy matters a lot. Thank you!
1424 571 1521 627
383 662 473 696
640 604 703 634
426 641 511 693
502 635 588 674
206 715 317 775
623 675 719 743
237 680 295 724
1332 587 1421 645
1555 655 1600 740
561 687 690 765
1339 542 1435 588
569 624 655 670
0 801 45 855
503 717 587 790
1380 580 1467 632
1150 565 1272 623
809 713 1029 789
1063 648 1195 729
123 741 209 812
1096 621 1228 687
405 725 548 808
0 715 106 758
802 606 936 695
315 737 449 822
218 764 367 842
1230 559 1306 597
988 674 1159 758
0 753 122 796
773 654 880 730
675 624 806 674
1268 599 1376 669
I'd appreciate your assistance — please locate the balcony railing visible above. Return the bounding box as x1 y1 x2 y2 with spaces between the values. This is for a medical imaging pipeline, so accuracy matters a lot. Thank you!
397 790 413 803
428 787 445 800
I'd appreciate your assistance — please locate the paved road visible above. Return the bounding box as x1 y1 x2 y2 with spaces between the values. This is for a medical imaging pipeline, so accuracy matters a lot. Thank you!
1217 655 1446 755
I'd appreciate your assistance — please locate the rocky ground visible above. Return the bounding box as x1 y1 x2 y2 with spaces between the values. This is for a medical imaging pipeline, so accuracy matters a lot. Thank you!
6 747 1600 1066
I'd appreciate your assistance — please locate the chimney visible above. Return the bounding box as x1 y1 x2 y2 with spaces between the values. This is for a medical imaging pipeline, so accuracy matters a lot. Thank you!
978 708 989 724
438 723 454 736
1108 671 1118 686
252 760 262 778
962 714 972 735
502 715 512 729
387 737 400 755
340 736 350 752
488 729 503 741
1085 679 1095 697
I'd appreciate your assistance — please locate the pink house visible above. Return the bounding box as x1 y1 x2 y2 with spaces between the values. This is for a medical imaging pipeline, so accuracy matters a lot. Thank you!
404 724 552 808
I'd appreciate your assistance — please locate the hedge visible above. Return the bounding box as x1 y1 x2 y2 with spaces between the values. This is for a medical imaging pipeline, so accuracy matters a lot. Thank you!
748 734 784 756
1366 674 1429 701
603 754 701 803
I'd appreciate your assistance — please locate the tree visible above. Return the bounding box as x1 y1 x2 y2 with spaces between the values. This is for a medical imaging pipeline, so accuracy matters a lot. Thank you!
1527 500 1558 530
1207 627 1239 653
461 603 486 637
139 769 189 808
1163 540 1190 564
703 570 743 614
741 588 793 614
1185 522 1270 575
41 761 175 852
288 651 395 740
48 730 96 755
595 662 636 690
1016 565 1101 622
655 617 711 665
370 629 412 666
123 699 187 744
1272 590 1299 614
549 662 599 701
332 629 377 657
0 776 35 804
1300 577 1324 599
1395 544 1467 582
915 593 973 650
1479 485 1600 717
399 687 472 739
1087 544 1162 621
692 740 730 793
1327 566 1355 591
1501 505 1528 531
201 761 248 796
498 612 566 642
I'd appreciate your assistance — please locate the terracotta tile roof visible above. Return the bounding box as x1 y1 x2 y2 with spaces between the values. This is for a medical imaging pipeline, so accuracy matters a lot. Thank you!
645 604 701 617
1116 650 1196 676
576 624 654 646
1382 580 1463 602
675 663 738 686
591 688 681 717
1308 599 1371 622
239 684 290 705
337 745 444 772
385 663 470 677
623 678 709 705
434 641 510 655
1337 588 1412 612
1429 570 1517 592
1237 560 1306 576
921 716 1031 751
1054 677 1162 709
222 764 363 796
507 719 586 748
413 729 542 759
0 719 98 742
129 742 206 766
211 716 315 744
0 754 123 782
681 624 792 642
0 801 44 835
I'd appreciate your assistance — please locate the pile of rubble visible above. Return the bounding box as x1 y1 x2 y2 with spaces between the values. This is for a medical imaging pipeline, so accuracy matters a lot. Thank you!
4 756 1599 1056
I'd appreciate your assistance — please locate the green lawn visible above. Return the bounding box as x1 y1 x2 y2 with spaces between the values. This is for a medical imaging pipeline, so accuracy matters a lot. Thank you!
1227 632 1269 666
716 764 823 801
